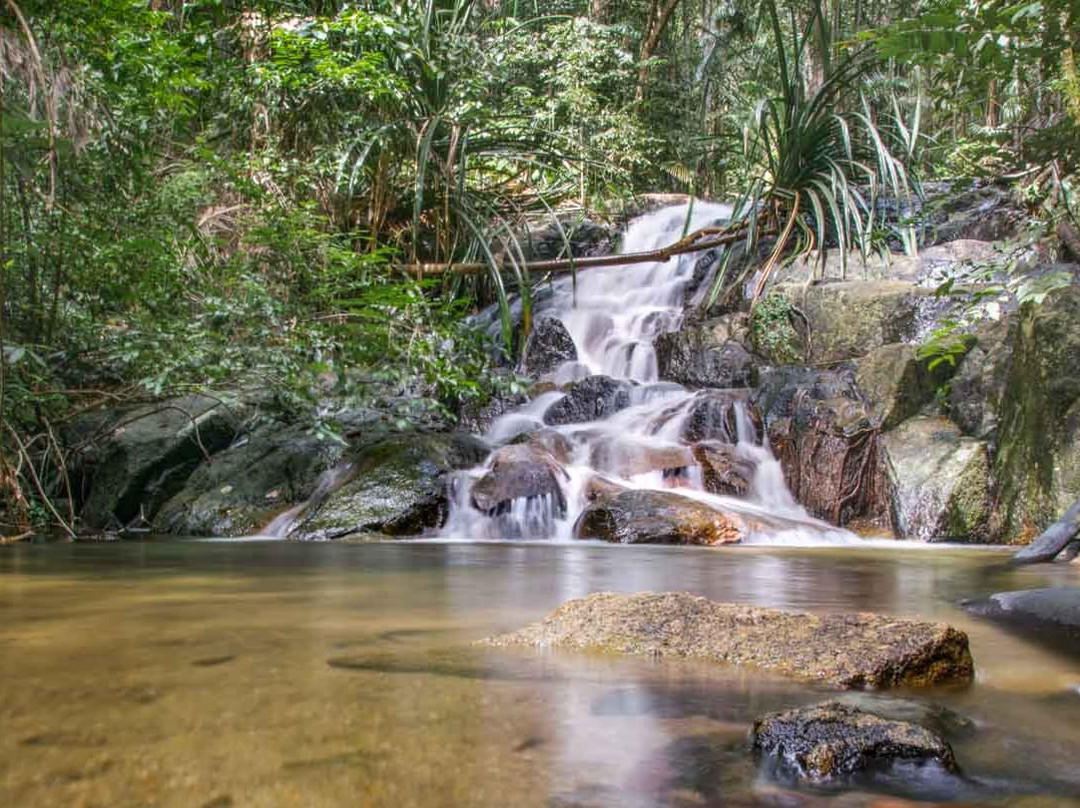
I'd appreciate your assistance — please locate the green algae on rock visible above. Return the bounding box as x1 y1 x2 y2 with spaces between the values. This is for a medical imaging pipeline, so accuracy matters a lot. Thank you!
482 592 974 688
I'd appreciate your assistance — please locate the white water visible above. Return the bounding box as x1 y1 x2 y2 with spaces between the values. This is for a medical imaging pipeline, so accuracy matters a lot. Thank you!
443 202 856 545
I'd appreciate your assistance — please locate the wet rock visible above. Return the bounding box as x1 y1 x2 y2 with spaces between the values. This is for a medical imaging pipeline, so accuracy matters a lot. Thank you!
156 419 347 537
519 317 577 379
832 693 976 738
574 490 748 545
962 588 1080 647
776 240 1000 285
772 281 929 363
509 428 575 464
923 182 1024 246
482 592 975 688
588 438 694 479
678 390 761 444
470 443 568 516
458 386 529 434
296 432 488 539
751 701 958 779
756 367 890 528
856 343 947 430
1012 498 1080 564
543 375 633 426
71 394 246 529
883 417 992 542
654 314 757 388
946 317 1013 442
692 443 755 497
996 287 1080 540
518 214 616 262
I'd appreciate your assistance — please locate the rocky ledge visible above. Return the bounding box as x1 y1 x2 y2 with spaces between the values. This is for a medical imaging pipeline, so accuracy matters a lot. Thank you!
751 701 958 779
482 591 974 688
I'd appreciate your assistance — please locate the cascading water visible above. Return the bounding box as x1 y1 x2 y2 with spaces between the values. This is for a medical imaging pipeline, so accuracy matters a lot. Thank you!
443 202 855 544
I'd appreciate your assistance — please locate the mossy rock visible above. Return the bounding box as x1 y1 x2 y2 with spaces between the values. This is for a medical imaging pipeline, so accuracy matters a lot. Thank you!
856 343 953 430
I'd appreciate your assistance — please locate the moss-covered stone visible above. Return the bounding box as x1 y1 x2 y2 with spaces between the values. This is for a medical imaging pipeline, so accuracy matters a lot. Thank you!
856 343 945 430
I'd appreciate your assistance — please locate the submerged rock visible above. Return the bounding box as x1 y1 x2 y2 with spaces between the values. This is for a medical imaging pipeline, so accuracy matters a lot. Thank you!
883 417 992 542
654 314 756 388
519 317 577 379
296 432 488 539
751 701 958 779
483 592 975 688
469 443 568 516
574 490 748 545
543 375 633 426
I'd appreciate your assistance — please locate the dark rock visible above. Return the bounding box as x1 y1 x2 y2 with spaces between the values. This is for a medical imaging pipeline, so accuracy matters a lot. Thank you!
756 367 890 528
654 314 756 388
458 386 529 434
963 588 1080 647
296 432 489 539
574 490 748 545
883 417 992 542
519 317 577 379
856 343 948 430
678 389 761 444
482 591 975 688
947 317 1013 442
73 394 247 530
924 182 1024 246
587 437 693 479
470 443 567 515
543 375 633 426
751 701 958 779
692 443 755 497
519 214 616 262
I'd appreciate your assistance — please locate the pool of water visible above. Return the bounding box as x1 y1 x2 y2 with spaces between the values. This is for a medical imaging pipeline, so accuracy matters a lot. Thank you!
1 539 1079 807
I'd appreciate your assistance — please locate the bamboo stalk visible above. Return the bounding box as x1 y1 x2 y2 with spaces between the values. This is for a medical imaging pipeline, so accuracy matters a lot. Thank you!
399 216 767 278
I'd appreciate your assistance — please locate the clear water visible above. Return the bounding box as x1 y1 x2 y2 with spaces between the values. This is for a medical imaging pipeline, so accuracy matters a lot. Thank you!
2 539 1079 807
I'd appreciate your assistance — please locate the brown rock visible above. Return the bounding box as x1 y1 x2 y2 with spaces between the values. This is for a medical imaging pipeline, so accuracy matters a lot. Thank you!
692 443 755 497
470 444 567 515
573 491 747 545
482 592 974 688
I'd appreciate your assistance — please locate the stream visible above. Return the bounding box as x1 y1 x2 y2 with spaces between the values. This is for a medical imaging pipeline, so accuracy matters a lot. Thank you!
2 539 1079 807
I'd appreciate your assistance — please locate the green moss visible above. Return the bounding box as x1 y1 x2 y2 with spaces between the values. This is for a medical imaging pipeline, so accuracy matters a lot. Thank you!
751 294 803 364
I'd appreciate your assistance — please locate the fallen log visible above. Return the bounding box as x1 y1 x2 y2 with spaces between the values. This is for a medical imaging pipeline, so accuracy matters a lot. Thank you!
398 215 769 278
1011 497 1080 565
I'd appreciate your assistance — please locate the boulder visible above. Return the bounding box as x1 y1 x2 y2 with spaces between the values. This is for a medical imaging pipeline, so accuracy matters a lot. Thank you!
883 417 992 542
677 389 761 444
519 317 577 379
962 588 1080 648
509 428 575 465
654 314 756 388
156 419 347 537
856 343 945 430
518 214 616 262
469 443 567 516
946 317 1013 442
692 443 755 497
588 438 693 479
751 701 958 779
482 592 975 688
72 394 246 530
756 367 890 528
923 182 1023 246
772 281 929 363
295 432 488 539
996 287 1080 540
543 375 633 426
574 490 748 545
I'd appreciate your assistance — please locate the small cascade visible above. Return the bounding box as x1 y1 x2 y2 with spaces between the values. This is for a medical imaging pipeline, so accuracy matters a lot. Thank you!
443 202 853 545
260 462 355 538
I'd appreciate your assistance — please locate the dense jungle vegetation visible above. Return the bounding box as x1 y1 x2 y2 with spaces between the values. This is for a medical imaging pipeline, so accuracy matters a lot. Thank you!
0 0 1077 536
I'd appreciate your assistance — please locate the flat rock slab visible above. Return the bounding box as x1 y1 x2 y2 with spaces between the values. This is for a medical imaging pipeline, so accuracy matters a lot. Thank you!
751 701 958 779
482 592 974 688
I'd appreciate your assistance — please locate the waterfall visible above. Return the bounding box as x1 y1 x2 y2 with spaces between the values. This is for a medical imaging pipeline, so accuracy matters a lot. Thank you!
443 202 854 544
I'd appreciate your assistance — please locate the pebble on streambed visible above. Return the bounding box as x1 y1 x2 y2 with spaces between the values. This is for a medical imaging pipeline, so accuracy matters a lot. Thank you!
481 591 975 688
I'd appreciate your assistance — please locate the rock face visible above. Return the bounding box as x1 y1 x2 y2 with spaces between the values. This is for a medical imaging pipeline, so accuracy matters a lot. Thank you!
469 443 567 515
654 314 756 388
751 701 958 779
72 395 245 530
996 287 1080 539
574 491 747 545
963 588 1080 646
773 281 929 363
856 343 944 430
756 367 890 528
483 592 975 688
519 317 577 378
543 375 633 426
883 417 992 542
296 432 488 539
157 420 347 537
947 317 1012 442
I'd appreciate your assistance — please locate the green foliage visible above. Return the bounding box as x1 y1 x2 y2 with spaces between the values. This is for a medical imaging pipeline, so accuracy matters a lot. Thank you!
750 293 802 364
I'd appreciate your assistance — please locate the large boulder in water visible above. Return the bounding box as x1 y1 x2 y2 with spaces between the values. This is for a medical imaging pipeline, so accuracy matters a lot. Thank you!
70 394 246 530
883 417 992 542
295 432 488 540
482 591 975 688
755 367 890 529
543 375 633 426
654 314 757 388
469 443 568 516
751 701 958 779
671 389 762 444
772 280 929 363
962 588 1080 650
692 443 755 497
587 437 693 479
519 317 577 379
574 490 748 545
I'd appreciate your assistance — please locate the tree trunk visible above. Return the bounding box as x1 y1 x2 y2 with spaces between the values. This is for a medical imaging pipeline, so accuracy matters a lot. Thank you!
635 0 683 105
1012 498 1080 565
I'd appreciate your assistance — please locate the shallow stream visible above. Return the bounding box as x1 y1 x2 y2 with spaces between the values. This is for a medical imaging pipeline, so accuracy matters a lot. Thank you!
2 539 1079 807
